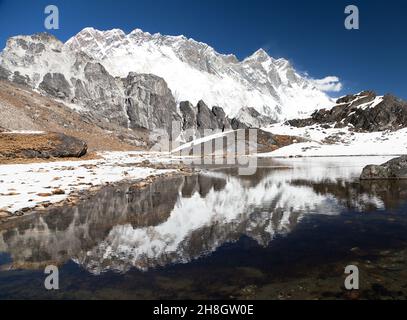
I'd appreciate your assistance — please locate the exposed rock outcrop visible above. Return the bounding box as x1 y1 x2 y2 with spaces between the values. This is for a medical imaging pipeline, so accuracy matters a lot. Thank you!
179 101 197 131
196 100 220 131
0 132 87 160
124 73 181 132
64 28 333 122
212 106 232 131
232 107 275 129
0 80 145 151
360 156 407 180
0 66 11 80
0 33 181 134
288 91 407 132
39 72 72 99
179 100 272 137
230 118 249 130
0 31 280 144
179 100 232 142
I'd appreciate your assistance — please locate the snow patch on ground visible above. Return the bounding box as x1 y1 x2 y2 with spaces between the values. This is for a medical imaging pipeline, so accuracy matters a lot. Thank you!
262 123 407 157
0 151 175 213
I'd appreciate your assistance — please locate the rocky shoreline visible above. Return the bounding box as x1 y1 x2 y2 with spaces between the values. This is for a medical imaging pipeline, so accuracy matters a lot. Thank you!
0 159 197 224
361 156 407 180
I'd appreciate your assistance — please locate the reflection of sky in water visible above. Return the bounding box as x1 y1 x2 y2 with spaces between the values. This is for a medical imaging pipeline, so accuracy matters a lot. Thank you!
0 156 404 275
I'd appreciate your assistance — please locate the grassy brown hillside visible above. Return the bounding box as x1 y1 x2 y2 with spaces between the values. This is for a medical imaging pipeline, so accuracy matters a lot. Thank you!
0 80 149 152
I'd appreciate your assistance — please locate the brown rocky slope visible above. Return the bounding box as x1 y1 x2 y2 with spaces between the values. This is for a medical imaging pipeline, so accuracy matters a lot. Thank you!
0 80 148 152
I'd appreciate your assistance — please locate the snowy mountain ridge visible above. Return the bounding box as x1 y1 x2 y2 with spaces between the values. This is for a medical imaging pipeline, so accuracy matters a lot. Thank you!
65 27 334 120
0 28 336 126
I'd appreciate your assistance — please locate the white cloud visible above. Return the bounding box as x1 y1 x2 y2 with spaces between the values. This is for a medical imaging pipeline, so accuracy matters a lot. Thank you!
310 76 343 92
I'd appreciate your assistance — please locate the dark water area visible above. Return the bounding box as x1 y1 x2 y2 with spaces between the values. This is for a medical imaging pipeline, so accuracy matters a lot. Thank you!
1 157 407 300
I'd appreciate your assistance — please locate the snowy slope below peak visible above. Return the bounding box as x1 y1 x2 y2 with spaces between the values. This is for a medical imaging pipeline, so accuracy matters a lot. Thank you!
263 123 407 157
65 27 334 120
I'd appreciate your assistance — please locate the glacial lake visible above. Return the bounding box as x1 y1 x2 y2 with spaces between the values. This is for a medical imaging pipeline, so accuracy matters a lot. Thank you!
1 156 407 300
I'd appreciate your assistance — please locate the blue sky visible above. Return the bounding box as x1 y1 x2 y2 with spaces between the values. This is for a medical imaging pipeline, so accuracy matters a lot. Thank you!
0 0 406 98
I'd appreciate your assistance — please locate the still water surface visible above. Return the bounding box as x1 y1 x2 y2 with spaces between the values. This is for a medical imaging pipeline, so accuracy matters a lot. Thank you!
1 157 407 299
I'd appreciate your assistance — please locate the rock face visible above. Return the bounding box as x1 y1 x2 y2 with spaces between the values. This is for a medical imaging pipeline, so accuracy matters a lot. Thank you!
288 91 407 132
124 73 181 132
0 65 11 80
196 100 222 132
64 28 333 121
179 100 272 136
177 100 254 143
0 33 180 134
178 100 232 142
179 101 197 131
39 73 72 99
232 107 275 129
0 31 279 138
212 106 232 131
0 132 88 159
360 156 407 180
0 28 334 133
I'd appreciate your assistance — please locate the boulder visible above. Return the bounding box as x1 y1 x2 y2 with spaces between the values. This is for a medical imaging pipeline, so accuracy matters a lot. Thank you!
360 156 407 180
0 132 87 159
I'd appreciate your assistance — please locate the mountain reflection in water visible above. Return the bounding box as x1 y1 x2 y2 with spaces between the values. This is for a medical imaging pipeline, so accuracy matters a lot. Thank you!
1 156 405 276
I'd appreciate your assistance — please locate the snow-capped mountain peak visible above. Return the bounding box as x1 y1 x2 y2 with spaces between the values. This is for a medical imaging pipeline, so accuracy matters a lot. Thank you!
65 27 334 120
0 27 335 122
244 48 272 62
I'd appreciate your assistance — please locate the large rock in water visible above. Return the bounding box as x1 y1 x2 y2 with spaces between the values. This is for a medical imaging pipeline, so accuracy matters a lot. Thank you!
0 132 87 159
360 156 407 180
